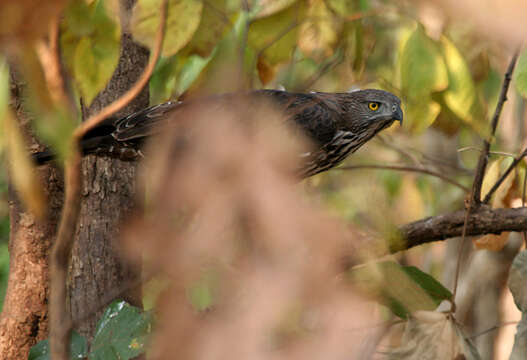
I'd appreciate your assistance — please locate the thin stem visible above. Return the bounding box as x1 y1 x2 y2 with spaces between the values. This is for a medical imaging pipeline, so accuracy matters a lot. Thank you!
338 164 469 192
471 53 519 204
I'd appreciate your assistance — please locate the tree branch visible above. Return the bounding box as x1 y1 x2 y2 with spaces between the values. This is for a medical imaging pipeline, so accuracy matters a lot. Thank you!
49 1 168 358
393 206 527 253
471 53 518 204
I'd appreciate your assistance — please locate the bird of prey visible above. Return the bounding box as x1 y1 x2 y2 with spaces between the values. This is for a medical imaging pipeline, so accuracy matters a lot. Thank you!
33 89 403 177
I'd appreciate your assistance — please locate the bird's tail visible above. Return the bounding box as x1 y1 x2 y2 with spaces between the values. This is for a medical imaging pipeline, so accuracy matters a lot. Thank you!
32 149 56 165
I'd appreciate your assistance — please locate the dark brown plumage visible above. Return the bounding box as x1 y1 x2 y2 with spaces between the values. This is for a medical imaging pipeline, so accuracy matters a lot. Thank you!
33 89 403 177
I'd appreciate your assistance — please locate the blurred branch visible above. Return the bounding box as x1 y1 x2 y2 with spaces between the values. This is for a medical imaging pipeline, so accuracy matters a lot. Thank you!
50 147 81 360
49 1 168 358
394 206 527 253
35 16 72 108
471 53 518 204
339 164 469 192
482 147 527 204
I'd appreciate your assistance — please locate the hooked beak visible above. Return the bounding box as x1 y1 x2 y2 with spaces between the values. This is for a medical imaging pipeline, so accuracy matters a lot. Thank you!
393 105 403 125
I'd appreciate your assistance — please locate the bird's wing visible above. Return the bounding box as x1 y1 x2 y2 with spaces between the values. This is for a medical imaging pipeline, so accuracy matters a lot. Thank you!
111 101 183 141
109 90 339 147
254 90 339 146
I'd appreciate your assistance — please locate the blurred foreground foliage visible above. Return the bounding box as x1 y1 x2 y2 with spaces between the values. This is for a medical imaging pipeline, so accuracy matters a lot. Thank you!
0 0 527 357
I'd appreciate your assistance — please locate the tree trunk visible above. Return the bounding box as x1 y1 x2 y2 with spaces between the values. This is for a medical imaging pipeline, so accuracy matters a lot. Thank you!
68 1 149 337
0 72 63 360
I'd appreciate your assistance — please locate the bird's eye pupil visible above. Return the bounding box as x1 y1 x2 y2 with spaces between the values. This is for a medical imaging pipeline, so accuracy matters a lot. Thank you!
368 102 379 111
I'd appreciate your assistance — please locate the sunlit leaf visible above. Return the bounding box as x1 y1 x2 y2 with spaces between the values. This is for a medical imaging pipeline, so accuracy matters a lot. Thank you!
61 0 120 105
249 0 298 18
440 36 484 130
400 25 448 97
475 158 517 250
514 50 527 99
28 331 88 360
0 60 47 218
248 1 306 66
351 261 451 318
90 301 153 360
180 0 230 57
404 96 441 133
131 0 203 56
326 0 355 16
393 175 425 224
298 0 340 60
149 55 180 104
188 12 255 93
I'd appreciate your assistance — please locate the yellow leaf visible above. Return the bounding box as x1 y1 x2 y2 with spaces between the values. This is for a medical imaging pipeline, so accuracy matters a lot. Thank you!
298 0 340 60
393 175 425 224
3 110 46 219
132 0 203 56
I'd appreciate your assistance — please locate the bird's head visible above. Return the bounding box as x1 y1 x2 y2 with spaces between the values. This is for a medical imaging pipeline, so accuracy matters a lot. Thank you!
341 89 403 133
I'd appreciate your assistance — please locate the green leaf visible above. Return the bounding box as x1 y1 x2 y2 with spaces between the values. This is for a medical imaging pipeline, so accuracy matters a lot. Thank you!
89 301 153 360
405 96 441 133
61 0 120 105
514 50 527 98
249 0 298 19
400 25 448 97
28 331 88 360
248 1 306 66
149 55 180 104
399 25 448 131
440 36 485 130
182 0 231 57
149 54 210 103
350 261 452 318
131 0 203 56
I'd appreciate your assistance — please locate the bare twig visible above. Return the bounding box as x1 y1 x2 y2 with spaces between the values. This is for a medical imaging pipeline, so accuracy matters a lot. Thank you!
75 0 168 138
468 321 519 339
50 147 81 360
471 53 518 204
338 164 469 192
482 147 527 204
457 146 517 158
49 1 168 358
451 197 472 312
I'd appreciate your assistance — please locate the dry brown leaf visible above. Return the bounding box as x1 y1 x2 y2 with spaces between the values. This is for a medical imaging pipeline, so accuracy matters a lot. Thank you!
387 311 480 359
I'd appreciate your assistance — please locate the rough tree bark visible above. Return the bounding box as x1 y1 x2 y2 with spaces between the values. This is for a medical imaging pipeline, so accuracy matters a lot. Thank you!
68 0 149 337
0 72 63 359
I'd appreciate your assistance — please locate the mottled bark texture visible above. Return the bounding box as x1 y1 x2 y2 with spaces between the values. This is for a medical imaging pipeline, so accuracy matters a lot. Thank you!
0 72 63 359
68 15 149 337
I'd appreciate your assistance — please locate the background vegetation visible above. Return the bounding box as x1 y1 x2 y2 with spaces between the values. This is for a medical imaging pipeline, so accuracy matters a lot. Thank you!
1 0 527 359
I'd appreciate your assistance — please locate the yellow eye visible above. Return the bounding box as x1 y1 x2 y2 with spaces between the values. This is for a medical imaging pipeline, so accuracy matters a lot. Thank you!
368 102 379 111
